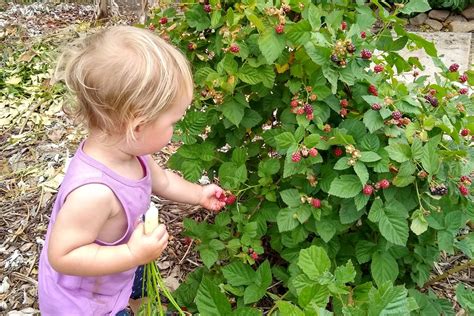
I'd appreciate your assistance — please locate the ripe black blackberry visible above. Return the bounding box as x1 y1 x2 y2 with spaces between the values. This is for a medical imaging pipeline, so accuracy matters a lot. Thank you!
430 184 448 196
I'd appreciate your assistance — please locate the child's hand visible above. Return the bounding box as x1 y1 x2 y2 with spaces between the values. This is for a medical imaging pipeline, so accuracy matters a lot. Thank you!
127 223 169 265
199 184 226 212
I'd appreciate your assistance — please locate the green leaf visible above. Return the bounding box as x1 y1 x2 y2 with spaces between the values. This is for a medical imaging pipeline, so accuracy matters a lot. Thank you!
286 20 311 45
181 160 203 182
185 6 211 31
379 209 409 246
200 247 218 268
276 301 305 316
335 260 356 284
221 96 247 126
421 141 440 175
385 143 412 163
196 277 232 316
359 151 381 163
322 65 339 94
280 189 300 207
258 29 286 64
392 175 415 187
456 284 474 312
233 307 261 316
356 240 377 264
371 252 399 287
368 283 411 316
329 175 363 199
410 209 428 236
238 64 262 85
399 0 431 15
334 157 351 170
297 245 331 280
222 261 256 286
277 208 300 232
258 159 280 177
275 132 297 150
354 162 369 184
363 110 385 133
368 198 384 223
360 134 381 152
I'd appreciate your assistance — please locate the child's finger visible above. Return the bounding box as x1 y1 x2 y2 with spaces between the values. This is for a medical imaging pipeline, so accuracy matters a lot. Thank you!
152 224 168 239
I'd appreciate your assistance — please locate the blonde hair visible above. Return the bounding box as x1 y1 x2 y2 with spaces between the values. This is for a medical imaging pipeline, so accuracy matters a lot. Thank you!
56 26 193 141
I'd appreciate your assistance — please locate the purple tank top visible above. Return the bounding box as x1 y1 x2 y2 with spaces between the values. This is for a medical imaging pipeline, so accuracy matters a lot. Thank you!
38 140 152 315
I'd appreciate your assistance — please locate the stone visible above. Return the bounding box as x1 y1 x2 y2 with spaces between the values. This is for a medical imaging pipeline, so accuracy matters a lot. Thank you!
425 18 443 31
461 4 474 20
446 14 468 24
409 12 428 26
449 21 474 32
428 10 450 22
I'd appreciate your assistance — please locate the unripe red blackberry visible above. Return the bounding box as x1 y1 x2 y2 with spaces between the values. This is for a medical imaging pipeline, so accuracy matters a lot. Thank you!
461 128 470 136
340 99 349 108
392 111 402 120
341 21 347 30
188 42 197 51
303 103 313 114
275 24 284 34
309 148 318 157
362 184 374 196
360 31 366 39
159 17 168 24
333 147 343 157
296 107 305 115
340 108 348 117
225 194 236 205
290 100 298 107
459 185 469 196
148 23 155 31
203 4 212 12
459 88 468 95
378 179 390 189
291 152 301 162
459 74 468 83
374 64 384 73
360 49 372 59
449 63 459 72
229 44 240 53
371 103 381 111
368 84 378 96
311 198 321 208
306 113 314 120
250 252 259 260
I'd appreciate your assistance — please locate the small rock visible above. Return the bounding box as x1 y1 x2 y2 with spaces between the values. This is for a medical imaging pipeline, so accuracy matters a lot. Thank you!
425 18 443 31
446 14 467 24
0 277 10 294
0 301 7 311
461 4 474 20
20 307 39 315
449 21 474 32
428 10 450 22
409 12 428 26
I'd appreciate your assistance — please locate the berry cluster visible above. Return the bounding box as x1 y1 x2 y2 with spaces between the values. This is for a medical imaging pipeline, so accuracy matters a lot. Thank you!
459 175 471 196
339 99 350 117
330 40 357 67
430 184 448 196
218 192 237 205
290 99 314 120
291 146 319 162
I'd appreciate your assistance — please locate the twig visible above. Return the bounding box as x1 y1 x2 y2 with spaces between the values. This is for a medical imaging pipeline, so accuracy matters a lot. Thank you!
423 259 474 288
178 239 194 265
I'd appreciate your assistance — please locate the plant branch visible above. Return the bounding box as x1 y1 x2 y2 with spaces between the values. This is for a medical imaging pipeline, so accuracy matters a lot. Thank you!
422 259 474 288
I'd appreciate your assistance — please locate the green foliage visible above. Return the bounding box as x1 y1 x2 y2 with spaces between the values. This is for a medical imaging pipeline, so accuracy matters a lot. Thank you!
428 0 473 11
149 0 474 313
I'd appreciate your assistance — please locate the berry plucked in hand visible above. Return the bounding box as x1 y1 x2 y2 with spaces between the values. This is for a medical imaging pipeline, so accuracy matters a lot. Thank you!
459 73 468 83
391 111 402 120
378 179 390 189
368 84 378 96
291 152 301 162
229 44 240 53
449 63 459 72
275 24 284 34
430 184 448 196
371 103 381 111
309 148 318 157
374 64 384 73
333 147 343 157
159 17 168 24
362 184 374 196
360 49 372 59
225 194 236 205
340 99 349 108
459 185 469 196
303 103 313 114
461 128 470 136
311 198 321 208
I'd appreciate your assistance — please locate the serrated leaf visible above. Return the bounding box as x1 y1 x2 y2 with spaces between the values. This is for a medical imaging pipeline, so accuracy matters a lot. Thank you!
399 0 431 15
379 210 409 246
359 151 381 163
276 301 305 316
371 252 399 287
354 162 369 184
356 240 377 264
385 143 412 163
222 261 256 286
196 277 232 316
258 29 286 64
200 248 218 268
410 210 428 236
277 208 300 232
275 132 297 150
280 189 300 207
286 20 311 45
334 157 351 170
363 110 385 133
298 245 331 281
329 175 363 198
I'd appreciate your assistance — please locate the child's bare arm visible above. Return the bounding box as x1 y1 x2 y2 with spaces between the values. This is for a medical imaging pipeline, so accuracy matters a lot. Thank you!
47 184 168 276
148 157 225 211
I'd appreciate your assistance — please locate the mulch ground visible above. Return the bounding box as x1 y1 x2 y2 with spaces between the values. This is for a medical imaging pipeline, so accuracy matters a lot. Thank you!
0 2 472 315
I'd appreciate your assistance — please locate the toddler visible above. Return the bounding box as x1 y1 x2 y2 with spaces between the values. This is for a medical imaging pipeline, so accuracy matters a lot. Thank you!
38 25 226 315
